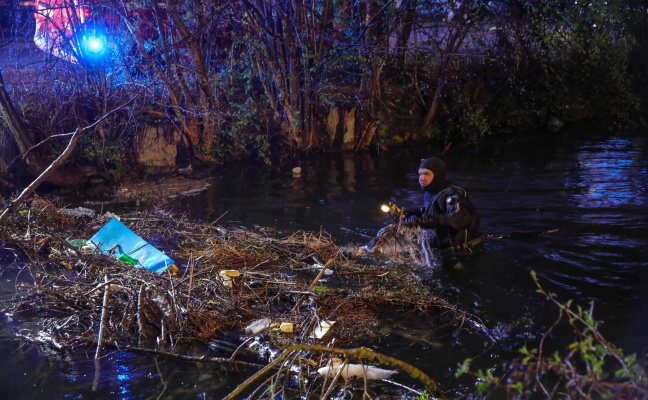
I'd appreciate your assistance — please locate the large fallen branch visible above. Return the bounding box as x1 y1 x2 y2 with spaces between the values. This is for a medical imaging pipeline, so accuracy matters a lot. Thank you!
0 127 82 225
224 344 445 399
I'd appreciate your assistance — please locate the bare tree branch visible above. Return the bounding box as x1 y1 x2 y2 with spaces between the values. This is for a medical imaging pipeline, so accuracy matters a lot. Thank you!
0 127 82 225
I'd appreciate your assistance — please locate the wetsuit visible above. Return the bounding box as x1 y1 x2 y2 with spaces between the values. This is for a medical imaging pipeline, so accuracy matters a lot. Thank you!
417 181 481 249
408 156 481 251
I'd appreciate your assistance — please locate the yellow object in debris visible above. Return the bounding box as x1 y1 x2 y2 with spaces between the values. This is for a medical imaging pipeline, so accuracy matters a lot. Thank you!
219 270 239 288
279 322 294 333
219 270 241 278
331 357 343 366
222 277 233 288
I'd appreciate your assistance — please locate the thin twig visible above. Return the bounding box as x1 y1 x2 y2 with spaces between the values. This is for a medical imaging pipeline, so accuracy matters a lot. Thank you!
186 252 194 309
95 276 110 360
291 255 337 313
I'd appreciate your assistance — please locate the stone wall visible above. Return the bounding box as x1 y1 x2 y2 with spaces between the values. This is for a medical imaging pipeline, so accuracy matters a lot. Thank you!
136 124 180 168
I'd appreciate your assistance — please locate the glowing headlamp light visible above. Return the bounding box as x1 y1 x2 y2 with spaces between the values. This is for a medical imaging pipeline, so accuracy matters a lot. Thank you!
380 202 402 214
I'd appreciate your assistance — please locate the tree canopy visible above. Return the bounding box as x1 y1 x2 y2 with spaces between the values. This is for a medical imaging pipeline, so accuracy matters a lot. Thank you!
1 0 646 184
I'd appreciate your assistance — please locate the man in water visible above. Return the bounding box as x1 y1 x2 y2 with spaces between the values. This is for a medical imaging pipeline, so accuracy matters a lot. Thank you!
404 157 481 252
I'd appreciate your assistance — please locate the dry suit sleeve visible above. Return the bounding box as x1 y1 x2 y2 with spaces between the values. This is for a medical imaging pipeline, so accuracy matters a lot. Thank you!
420 208 474 230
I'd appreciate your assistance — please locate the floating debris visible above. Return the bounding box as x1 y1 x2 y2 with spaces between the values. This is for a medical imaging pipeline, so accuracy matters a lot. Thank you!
58 207 96 218
245 318 271 336
88 217 175 274
0 197 487 398
317 364 397 380
311 320 335 339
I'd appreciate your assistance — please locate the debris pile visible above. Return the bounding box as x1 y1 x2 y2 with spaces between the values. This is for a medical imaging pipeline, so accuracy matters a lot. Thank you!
0 195 472 398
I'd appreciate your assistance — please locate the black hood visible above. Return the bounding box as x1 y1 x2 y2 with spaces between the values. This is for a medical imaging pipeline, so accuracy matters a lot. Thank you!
419 157 450 194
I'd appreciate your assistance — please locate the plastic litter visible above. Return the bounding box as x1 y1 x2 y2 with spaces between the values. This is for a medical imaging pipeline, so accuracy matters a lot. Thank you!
311 320 335 339
245 318 271 336
311 263 334 275
222 278 233 288
219 270 240 288
58 207 95 218
219 270 241 278
88 217 174 274
279 322 294 333
317 364 397 380
67 239 87 248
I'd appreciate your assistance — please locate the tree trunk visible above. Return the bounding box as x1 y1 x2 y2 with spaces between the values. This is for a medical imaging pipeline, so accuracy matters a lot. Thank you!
395 0 418 69
419 3 485 131
0 125 26 191
0 67 40 173
341 108 356 151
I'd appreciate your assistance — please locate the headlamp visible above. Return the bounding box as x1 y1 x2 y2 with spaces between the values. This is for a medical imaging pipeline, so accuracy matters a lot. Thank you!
380 202 402 214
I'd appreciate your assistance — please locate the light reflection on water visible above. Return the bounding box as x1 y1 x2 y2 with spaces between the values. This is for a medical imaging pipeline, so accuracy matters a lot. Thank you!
1 132 647 398
569 138 647 208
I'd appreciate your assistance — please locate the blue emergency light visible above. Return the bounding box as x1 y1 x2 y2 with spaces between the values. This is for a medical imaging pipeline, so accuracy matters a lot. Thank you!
85 37 104 53
79 30 109 61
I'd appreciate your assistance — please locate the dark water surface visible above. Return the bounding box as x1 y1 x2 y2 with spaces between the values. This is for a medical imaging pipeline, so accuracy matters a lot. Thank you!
1 131 647 398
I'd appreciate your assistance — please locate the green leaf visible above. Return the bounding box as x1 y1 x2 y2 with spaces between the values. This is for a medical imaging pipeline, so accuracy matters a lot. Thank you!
510 381 524 394
454 358 472 378
476 380 490 393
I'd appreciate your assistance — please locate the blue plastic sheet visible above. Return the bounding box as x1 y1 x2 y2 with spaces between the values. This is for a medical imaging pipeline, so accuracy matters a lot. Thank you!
89 218 174 274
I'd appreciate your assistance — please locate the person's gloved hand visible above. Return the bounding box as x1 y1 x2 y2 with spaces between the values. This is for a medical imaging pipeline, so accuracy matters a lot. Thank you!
403 215 441 228
395 208 420 223
403 214 423 227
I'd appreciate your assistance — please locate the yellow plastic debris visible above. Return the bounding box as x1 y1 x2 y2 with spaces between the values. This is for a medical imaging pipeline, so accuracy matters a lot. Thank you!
219 270 241 278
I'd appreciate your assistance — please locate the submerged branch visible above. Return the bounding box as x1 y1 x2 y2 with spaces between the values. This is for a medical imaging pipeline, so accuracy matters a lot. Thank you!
225 344 445 400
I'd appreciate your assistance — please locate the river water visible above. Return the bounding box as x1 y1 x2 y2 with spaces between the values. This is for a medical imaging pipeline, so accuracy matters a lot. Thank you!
1 130 647 398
